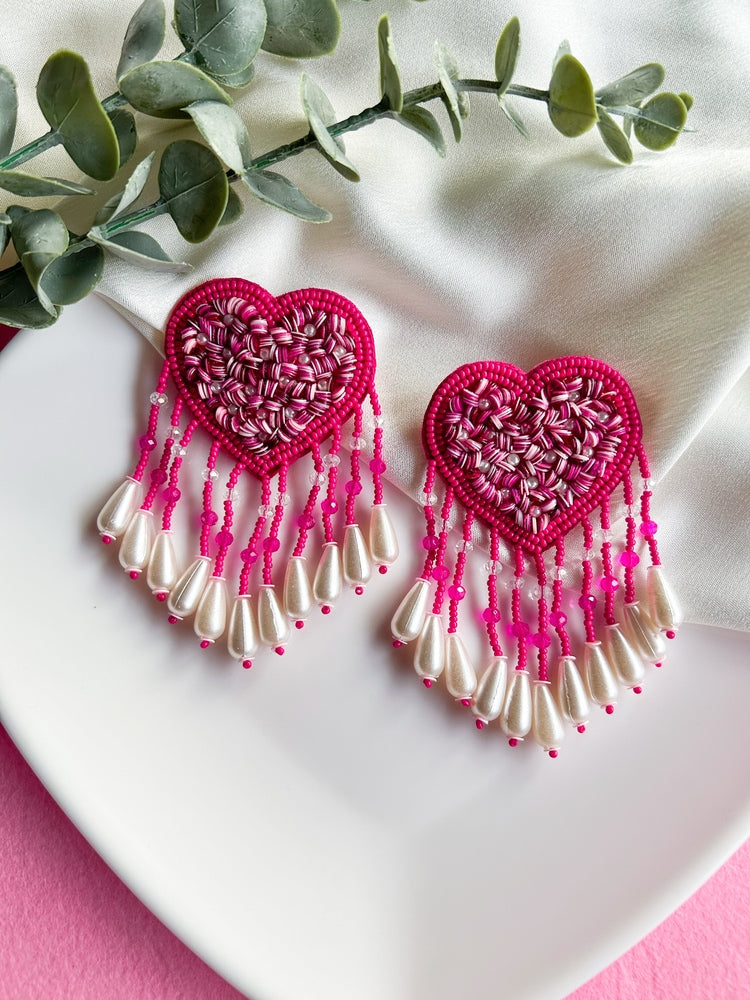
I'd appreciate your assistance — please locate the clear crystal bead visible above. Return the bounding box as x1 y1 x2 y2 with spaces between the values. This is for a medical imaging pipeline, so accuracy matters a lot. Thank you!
201 468 219 482
150 391 168 406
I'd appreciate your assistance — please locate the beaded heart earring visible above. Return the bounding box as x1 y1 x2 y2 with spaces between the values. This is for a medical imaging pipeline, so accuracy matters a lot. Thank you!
391 357 681 756
97 278 397 663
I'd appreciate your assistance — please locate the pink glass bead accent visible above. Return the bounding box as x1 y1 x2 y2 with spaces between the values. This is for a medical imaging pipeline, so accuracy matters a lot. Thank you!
431 564 449 581
481 607 501 623
344 480 362 495
578 594 597 610
618 550 640 568
138 434 157 451
530 632 552 649
369 458 386 474
511 621 530 638
162 487 181 503
598 575 620 593
447 585 466 601
321 499 338 515
296 513 315 530
262 536 280 552
639 519 658 537
240 547 258 564
421 535 439 551
216 529 234 546
150 468 167 484
549 610 567 627
200 511 219 526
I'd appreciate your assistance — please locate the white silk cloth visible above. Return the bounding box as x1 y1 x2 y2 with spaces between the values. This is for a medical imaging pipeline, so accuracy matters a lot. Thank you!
5 0 750 629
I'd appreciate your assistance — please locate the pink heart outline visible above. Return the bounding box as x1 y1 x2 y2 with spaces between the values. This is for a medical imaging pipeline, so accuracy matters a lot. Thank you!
423 357 643 552
164 278 376 478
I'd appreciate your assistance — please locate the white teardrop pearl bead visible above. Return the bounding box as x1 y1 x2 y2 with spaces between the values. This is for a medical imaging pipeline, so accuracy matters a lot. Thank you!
167 556 212 620
583 642 619 710
369 504 399 566
391 578 430 644
501 669 532 741
147 530 179 597
194 577 228 644
646 565 683 632
228 595 259 664
472 656 508 726
118 508 153 575
553 656 589 729
257 585 290 648
97 477 142 540
444 633 477 702
283 556 313 621
342 524 372 587
313 542 343 607
413 613 445 683
532 681 566 756
604 623 646 690
623 601 668 663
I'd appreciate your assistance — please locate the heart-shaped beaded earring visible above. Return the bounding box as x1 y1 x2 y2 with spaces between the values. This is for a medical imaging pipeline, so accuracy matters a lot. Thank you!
391 357 681 756
97 278 398 663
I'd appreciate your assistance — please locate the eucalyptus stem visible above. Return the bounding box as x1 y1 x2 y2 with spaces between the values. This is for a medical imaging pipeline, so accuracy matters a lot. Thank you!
0 130 62 171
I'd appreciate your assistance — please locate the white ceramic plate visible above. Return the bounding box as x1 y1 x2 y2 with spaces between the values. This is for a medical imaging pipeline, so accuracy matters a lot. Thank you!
1 297 749 1000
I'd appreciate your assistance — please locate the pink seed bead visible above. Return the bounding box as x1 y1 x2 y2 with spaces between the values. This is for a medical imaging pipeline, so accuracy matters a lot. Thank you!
605 704 615 714
378 565 388 575
633 686 643 694
101 535 113 544
548 749 559 759
242 659 252 669
155 592 167 602
392 640 404 648
460 698 472 707
200 640 210 649
423 678 433 688
275 646 285 656
295 620 304 630
577 724 586 733
355 586 364 596
475 719 485 730
167 615 178 624
321 605 331 615
666 629 676 639
508 738 519 748
129 570 139 580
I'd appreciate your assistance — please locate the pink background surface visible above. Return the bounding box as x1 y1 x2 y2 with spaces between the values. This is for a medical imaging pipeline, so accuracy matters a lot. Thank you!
1 721 749 1000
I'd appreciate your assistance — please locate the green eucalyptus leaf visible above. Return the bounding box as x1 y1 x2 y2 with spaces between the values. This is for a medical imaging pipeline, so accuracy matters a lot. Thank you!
394 107 446 157
596 109 633 164
0 170 94 196
548 53 598 138
595 63 665 107
5 205 29 225
10 208 69 315
300 74 359 182
377 15 402 113
89 229 191 271
41 242 104 305
0 264 58 328
434 40 468 142
119 61 231 118
219 185 244 226
0 66 18 159
158 139 228 242
108 108 138 166
174 0 266 76
185 101 252 173
499 97 530 139
94 152 156 225
495 16 520 97
262 0 340 58
36 51 120 180
0 216 9 257
117 0 166 81
633 92 687 150
241 168 331 222
209 62 256 90
679 92 694 111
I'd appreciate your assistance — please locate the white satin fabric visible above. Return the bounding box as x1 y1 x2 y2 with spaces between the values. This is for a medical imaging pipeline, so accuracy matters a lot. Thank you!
6 0 750 629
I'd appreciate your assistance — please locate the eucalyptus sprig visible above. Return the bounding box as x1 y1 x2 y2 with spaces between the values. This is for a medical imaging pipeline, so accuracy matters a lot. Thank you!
0 2 693 330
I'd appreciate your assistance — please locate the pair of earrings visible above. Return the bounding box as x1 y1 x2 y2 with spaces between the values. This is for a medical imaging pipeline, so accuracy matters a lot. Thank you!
97 279 681 756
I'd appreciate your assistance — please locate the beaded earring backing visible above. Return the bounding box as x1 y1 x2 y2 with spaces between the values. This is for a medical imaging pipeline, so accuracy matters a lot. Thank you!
391 357 681 756
97 278 397 663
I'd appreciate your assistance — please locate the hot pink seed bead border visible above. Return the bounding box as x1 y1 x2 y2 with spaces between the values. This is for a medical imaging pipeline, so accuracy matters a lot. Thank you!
422 356 643 553
164 277 376 479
